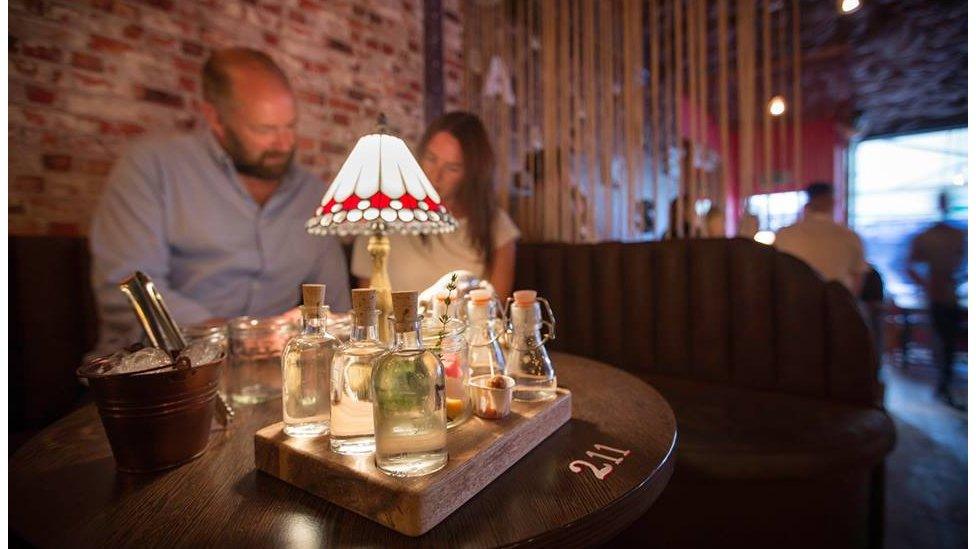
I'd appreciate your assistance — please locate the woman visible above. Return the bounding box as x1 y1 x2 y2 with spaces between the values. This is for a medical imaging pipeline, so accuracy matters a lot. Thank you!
351 111 519 298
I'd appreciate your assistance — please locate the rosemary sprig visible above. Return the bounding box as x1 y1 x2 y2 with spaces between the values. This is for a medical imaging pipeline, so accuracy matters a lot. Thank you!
434 273 459 354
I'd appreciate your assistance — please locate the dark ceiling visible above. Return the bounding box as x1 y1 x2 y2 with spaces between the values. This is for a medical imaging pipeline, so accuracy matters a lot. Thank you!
799 0 967 137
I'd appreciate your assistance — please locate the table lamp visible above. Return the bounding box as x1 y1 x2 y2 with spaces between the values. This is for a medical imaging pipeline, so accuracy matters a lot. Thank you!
306 116 457 341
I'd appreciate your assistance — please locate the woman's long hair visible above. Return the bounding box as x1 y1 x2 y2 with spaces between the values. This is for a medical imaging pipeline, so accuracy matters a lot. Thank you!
418 111 498 271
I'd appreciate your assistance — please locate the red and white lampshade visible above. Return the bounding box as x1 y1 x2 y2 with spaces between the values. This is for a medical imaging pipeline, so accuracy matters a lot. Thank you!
306 133 457 236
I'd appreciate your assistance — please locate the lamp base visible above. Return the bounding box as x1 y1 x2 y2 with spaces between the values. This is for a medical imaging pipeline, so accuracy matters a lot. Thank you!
367 232 393 344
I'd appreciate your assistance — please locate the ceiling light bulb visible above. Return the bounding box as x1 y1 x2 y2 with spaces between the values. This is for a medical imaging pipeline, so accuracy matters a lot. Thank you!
838 0 861 14
768 96 787 117
754 230 776 245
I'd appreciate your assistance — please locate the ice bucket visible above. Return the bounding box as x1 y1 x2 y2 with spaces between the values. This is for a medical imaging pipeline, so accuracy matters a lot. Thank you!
77 353 224 473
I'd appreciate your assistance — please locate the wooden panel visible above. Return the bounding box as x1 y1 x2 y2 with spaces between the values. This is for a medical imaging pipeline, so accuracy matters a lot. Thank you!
689 239 730 383
653 240 689 376
591 242 626 370
255 392 572 536
774 253 827 398
728 238 777 389
825 283 880 406
625 243 656 375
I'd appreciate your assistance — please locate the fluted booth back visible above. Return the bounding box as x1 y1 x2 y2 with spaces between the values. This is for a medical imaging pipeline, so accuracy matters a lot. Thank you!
514 238 880 407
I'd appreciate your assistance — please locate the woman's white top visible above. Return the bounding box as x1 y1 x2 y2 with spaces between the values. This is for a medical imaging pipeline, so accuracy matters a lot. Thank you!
351 209 521 292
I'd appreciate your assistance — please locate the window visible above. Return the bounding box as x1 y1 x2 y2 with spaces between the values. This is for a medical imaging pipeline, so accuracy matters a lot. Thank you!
850 127 968 309
747 190 806 232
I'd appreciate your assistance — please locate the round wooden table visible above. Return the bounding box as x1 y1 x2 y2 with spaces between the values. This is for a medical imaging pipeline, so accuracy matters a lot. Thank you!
10 353 676 547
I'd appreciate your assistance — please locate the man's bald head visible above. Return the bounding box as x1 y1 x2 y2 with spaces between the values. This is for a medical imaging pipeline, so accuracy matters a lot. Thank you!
200 48 298 181
202 48 292 113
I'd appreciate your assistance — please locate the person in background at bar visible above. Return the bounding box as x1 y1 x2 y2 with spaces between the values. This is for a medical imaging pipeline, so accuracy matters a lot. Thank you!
350 111 520 299
774 182 868 294
906 191 966 408
90 48 350 355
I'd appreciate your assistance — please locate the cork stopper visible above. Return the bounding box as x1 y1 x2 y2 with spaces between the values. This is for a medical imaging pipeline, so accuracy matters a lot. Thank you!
513 289 537 307
302 284 326 307
391 290 419 330
469 289 492 305
301 284 326 318
351 288 377 323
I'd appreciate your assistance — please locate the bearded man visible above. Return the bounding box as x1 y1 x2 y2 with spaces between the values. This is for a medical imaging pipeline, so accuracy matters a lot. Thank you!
90 48 350 353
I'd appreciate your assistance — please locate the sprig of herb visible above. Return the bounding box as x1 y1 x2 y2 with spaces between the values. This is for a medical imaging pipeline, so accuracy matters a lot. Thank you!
434 273 459 354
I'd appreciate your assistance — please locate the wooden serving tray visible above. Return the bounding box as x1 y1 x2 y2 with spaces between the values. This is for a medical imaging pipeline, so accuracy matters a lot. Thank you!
254 389 572 536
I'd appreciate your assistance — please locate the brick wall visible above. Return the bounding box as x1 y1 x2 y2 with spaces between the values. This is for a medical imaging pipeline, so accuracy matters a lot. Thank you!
9 0 465 237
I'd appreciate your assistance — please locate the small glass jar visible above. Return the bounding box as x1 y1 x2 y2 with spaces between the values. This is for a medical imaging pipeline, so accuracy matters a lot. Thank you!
227 315 301 405
421 317 471 429
182 324 230 397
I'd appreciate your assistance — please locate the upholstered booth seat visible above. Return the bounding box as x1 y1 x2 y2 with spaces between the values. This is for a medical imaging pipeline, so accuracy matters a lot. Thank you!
645 373 895 480
515 238 895 548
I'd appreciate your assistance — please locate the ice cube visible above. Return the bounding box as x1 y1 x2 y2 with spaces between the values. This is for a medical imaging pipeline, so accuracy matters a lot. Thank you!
179 339 224 367
114 347 172 375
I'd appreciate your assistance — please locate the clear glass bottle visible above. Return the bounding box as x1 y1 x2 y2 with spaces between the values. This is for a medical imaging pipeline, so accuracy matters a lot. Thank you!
465 289 507 379
372 291 448 477
505 290 558 401
330 289 387 454
281 284 337 438
421 291 471 429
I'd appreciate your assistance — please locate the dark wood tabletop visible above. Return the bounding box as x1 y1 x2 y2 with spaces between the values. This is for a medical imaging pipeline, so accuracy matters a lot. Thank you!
9 352 676 548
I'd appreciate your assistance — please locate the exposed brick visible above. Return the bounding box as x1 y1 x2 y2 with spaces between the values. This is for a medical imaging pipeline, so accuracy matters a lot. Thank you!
322 141 347 155
78 158 114 175
181 40 204 57
12 176 45 193
89 34 131 53
25 85 56 104
178 76 196 93
329 98 359 113
9 0 459 237
172 56 200 74
328 39 353 55
296 90 324 105
48 222 81 236
134 85 184 108
71 52 104 72
42 154 72 171
123 24 144 40
141 0 174 10
21 43 62 63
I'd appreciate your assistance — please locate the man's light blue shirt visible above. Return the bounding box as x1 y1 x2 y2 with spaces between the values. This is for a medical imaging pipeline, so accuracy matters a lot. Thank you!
90 130 350 354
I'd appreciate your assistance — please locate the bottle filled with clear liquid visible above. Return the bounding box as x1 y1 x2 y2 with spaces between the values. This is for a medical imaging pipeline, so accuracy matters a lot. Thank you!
421 291 471 428
465 289 507 379
505 290 557 401
281 284 337 438
330 288 387 454
372 290 448 477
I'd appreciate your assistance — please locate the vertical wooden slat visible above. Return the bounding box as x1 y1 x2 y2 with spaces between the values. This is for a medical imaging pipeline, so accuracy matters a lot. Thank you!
762 0 772 217
650 0 661 237
792 0 803 187
718 0 730 229
674 0 685 239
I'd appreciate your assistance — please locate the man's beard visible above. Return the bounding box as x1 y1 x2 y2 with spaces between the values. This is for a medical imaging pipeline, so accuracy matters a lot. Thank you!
223 127 295 181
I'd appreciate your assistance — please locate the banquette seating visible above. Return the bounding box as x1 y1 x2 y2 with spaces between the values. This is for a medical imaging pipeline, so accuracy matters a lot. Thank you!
10 236 895 547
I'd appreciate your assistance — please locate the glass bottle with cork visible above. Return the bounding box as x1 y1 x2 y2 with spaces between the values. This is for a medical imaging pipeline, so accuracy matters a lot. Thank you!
505 289 557 401
280 284 337 438
330 288 387 454
371 290 448 477
465 289 507 380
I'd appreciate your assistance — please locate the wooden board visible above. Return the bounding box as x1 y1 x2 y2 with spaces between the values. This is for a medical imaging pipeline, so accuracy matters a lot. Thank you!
254 390 572 536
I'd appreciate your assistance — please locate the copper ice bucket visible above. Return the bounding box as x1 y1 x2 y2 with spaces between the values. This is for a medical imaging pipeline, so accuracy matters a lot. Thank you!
78 353 224 473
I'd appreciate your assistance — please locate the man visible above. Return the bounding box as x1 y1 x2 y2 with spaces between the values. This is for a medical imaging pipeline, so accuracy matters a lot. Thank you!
907 191 966 408
775 182 868 294
90 48 350 354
